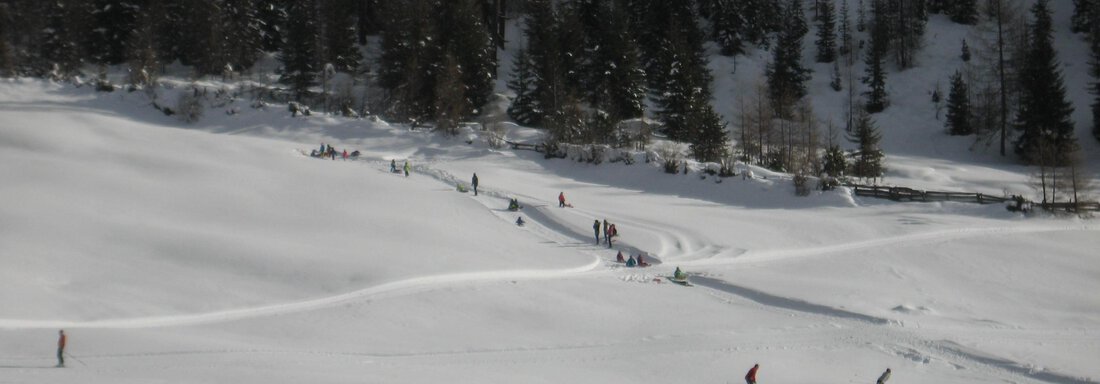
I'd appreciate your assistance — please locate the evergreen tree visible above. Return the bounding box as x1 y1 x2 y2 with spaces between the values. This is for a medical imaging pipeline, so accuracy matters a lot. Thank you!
319 0 361 73
38 0 90 77
176 0 225 75
507 48 542 126
1091 8 1100 142
1072 0 1096 33
88 0 142 65
823 144 848 177
830 60 843 91
863 2 889 113
589 4 646 122
961 39 971 62
437 0 496 116
1015 0 1077 165
434 54 467 135
514 0 562 127
766 0 811 117
857 0 866 31
689 103 729 163
279 1 320 101
646 2 714 142
256 0 289 52
848 110 885 180
0 3 13 77
946 70 973 135
839 0 853 56
816 0 838 63
949 0 978 24
222 0 264 72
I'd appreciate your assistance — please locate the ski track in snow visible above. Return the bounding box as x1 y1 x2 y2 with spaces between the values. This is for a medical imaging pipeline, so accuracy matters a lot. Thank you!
4 152 1096 384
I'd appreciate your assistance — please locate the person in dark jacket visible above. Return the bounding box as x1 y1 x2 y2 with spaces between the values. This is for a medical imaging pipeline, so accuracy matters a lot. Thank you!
56 329 66 367
593 220 601 244
745 363 759 384
876 368 891 384
472 173 479 196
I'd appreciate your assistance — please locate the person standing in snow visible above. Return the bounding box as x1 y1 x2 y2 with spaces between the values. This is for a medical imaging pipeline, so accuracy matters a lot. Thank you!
558 192 566 207
602 219 609 244
745 363 759 384
607 223 617 248
876 368 891 384
593 220 601 244
403 161 410 177
472 173 479 196
390 159 397 173
342 149 348 160
56 329 66 367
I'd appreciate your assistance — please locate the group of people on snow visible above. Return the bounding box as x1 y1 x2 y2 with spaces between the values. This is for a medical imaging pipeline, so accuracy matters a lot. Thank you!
615 250 650 268
390 159 410 177
592 219 618 248
311 143 359 161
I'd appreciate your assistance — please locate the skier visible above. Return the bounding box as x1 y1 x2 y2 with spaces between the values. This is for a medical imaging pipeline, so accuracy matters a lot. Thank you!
876 368 891 384
390 159 397 173
403 161 410 177
558 192 566 208
593 220 601 244
472 173 479 196
56 329 66 367
745 363 759 384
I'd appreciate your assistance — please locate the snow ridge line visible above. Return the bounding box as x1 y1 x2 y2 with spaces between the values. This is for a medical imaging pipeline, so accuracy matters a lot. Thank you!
0 259 600 330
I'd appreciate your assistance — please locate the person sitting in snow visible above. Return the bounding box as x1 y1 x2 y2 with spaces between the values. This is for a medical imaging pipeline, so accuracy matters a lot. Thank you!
615 251 625 263
636 253 649 267
508 198 521 211
626 255 637 267
673 266 686 280
516 216 525 226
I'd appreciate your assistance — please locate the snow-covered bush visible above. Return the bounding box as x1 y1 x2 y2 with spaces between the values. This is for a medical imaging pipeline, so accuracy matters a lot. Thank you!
176 87 204 123
655 142 683 174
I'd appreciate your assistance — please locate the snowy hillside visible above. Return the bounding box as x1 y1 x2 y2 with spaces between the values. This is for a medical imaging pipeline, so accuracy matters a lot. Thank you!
1 72 1098 383
1 1 1099 383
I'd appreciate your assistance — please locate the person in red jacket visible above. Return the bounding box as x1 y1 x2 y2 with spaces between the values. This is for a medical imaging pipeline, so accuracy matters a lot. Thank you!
558 192 566 207
56 329 66 367
745 363 759 384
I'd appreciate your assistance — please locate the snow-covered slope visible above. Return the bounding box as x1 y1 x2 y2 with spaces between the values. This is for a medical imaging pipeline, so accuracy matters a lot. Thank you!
1 77 1097 383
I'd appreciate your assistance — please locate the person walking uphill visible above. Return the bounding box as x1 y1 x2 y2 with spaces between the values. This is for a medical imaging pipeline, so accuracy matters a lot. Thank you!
472 173 479 196
745 363 759 384
56 329 66 367
403 161 410 177
876 368 891 384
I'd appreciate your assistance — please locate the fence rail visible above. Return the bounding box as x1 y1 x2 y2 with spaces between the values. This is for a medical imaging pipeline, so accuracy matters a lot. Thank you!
849 184 1099 212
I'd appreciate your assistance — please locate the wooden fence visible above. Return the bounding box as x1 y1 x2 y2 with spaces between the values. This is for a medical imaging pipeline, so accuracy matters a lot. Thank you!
850 184 1099 212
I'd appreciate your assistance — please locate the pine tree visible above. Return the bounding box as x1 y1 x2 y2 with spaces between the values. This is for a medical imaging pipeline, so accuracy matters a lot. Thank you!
1091 8 1100 142
857 0 866 31
949 0 978 25
222 0 264 72
647 2 714 142
1015 0 1077 165
863 2 889 113
507 48 541 126
279 1 320 101
839 0 853 56
946 70 973 135
690 104 729 163
766 0 811 117
256 0 288 52
0 4 13 77
816 0 838 63
378 0 439 123
319 0 361 73
823 144 848 177
434 54 467 135
830 60 843 91
1072 0 1096 33
513 0 561 127
438 0 496 116
38 0 90 77
961 39 971 62
88 0 142 65
590 4 646 123
848 110 885 180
